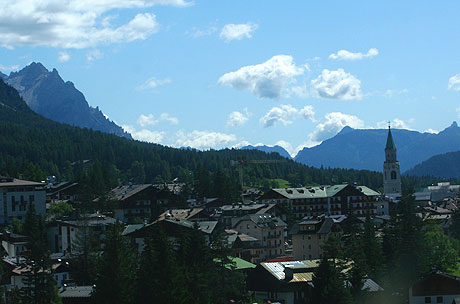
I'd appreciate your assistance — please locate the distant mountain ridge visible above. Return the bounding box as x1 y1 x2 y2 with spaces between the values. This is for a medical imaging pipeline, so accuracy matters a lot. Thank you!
405 151 460 179
240 145 292 159
294 122 460 172
3 62 131 139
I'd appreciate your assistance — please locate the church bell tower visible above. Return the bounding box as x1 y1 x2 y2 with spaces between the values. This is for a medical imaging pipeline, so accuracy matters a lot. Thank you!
383 126 402 197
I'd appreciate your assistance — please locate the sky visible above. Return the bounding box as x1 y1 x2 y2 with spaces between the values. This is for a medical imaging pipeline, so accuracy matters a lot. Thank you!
1 0 460 157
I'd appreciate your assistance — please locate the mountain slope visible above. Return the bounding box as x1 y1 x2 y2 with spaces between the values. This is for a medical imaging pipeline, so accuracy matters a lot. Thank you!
0 78 391 191
3 62 131 139
405 151 460 179
240 145 292 159
294 123 460 172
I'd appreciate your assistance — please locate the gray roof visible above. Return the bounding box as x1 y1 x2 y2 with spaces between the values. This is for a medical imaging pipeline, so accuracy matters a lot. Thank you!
57 214 116 227
234 214 287 228
0 177 43 187
107 184 152 201
267 184 380 200
59 286 93 298
122 224 145 236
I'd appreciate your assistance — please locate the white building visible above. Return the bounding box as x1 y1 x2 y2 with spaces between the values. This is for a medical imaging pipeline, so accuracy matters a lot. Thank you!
409 272 460 304
0 176 46 224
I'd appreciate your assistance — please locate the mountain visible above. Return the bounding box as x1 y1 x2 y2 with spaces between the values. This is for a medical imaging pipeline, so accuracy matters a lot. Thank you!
294 122 460 172
0 78 398 193
405 151 460 179
3 62 131 139
0 71 6 80
240 145 292 159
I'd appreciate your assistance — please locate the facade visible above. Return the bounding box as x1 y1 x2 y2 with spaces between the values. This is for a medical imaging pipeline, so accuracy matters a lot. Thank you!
290 215 344 260
232 214 286 262
104 184 175 223
258 184 384 219
219 203 281 228
247 260 382 304
0 176 46 225
383 126 402 198
409 272 460 304
47 213 116 254
123 218 218 253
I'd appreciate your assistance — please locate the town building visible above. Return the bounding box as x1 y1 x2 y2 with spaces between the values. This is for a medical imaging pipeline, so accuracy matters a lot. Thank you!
46 213 116 254
258 184 384 219
428 182 460 203
247 259 383 304
0 176 46 225
218 203 282 228
123 218 219 253
409 272 460 304
289 215 345 260
383 126 402 199
232 214 286 262
103 183 178 223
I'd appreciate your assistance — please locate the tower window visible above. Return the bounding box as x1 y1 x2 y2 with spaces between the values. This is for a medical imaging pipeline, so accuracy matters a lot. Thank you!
391 171 396 180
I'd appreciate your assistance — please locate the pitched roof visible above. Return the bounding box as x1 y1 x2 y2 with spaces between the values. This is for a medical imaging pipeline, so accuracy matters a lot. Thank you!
158 208 205 221
385 127 396 150
234 214 287 228
59 286 94 298
266 184 380 200
107 184 152 201
0 177 43 187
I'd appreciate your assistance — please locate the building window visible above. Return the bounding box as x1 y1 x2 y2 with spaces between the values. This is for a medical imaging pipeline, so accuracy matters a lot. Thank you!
424 297 431 303
391 171 397 180
436 296 443 303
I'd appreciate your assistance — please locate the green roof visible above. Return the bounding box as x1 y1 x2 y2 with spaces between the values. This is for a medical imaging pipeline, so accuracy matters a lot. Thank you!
214 257 256 270
385 127 396 150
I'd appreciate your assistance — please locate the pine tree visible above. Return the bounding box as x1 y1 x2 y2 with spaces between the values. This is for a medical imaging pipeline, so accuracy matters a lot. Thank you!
312 256 353 304
92 222 137 304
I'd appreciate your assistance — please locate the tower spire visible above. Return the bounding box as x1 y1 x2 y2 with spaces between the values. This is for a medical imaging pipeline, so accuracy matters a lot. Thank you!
385 125 396 150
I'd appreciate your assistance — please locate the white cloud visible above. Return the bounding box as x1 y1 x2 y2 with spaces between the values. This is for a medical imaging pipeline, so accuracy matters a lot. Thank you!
187 26 217 38
300 105 316 122
448 74 460 91
0 64 19 73
376 118 412 130
159 113 179 125
137 113 179 127
260 104 315 127
122 125 165 143
232 140 251 149
329 48 379 61
58 52 71 62
227 108 251 127
311 68 362 100
0 0 193 49
456 107 460 119
219 23 258 42
260 105 296 127
86 49 103 62
137 77 171 90
385 88 408 97
218 55 304 99
137 114 157 127
424 128 439 134
175 130 237 150
309 112 364 143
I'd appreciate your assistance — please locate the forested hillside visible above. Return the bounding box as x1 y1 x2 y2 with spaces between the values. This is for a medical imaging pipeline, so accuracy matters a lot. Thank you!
0 79 452 200
405 151 460 179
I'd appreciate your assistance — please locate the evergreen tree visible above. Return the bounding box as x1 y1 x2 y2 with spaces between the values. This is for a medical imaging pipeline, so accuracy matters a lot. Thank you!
92 222 137 304
21 205 60 304
361 214 383 279
312 256 352 304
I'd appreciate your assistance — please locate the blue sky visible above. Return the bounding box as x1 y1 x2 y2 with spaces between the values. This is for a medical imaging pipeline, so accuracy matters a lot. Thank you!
1 0 460 156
